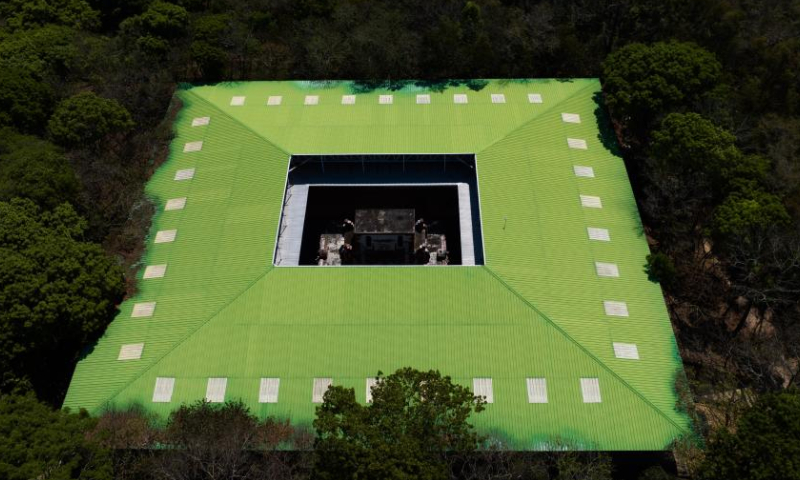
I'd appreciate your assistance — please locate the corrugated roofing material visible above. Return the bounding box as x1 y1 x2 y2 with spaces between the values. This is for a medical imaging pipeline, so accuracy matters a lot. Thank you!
64 79 690 451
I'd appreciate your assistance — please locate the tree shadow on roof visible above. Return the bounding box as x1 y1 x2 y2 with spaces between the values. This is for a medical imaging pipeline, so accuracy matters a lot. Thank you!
592 91 622 157
350 79 490 94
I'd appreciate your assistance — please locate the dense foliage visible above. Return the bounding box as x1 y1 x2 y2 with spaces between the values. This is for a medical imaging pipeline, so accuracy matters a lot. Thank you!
0 0 798 477
0 199 125 401
699 390 800 480
313 368 485 480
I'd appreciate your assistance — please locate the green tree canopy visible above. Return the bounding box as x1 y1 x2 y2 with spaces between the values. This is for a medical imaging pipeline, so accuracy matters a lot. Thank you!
313 367 486 480
602 41 722 129
0 0 99 31
0 199 124 400
700 390 800 480
0 65 55 133
713 187 790 241
120 1 189 55
48 91 134 147
0 127 80 208
0 393 111 480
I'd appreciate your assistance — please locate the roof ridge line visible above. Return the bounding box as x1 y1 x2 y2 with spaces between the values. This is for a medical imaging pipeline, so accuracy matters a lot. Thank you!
101 266 277 411
475 81 598 156
481 265 687 434
182 90 292 156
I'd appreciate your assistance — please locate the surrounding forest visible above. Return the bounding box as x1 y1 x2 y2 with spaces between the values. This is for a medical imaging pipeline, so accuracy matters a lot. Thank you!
1 0 799 478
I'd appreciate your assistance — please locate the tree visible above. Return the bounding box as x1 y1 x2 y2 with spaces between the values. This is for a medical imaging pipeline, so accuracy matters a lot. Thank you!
313 367 486 480
0 0 100 31
0 393 112 480
119 1 189 55
645 252 677 286
0 65 55 134
699 390 800 480
602 41 722 135
48 91 134 147
0 128 80 209
0 199 125 401
713 187 790 241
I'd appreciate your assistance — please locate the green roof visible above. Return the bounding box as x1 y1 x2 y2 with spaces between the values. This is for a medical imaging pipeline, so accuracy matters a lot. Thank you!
64 79 691 450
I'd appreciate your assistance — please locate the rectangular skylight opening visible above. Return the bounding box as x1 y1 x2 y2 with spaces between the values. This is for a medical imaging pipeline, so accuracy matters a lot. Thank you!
304 95 319 105
613 342 640 360
206 377 227 403
528 93 543 104
164 197 187 211
259 378 280 403
587 227 610 242
191 117 210 127
473 378 493 403
131 302 156 318
183 141 203 153
453 94 468 104
580 378 602 403
174 168 195 181
416 94 431 104
573 166 595 178
117 343 144 360
267 96 282 106
313 378 332 403
143 264 167 279
230 96 245 106
580 195 602 208
152 377 175 402
562 113 581 123
567 138 588 150
379 95 393 105
526 378 548 403
341 95 356 105
491 94 506 104
366 377 378 403
595 262 620 278
154 229 177 244
604 300 629 317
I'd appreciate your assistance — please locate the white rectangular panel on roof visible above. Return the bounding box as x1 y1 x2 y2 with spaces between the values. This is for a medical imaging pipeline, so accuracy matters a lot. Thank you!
613 342 640 360
191 117 210 127
587 227 610 241
379 95 393 104
604 300 629 317
528 93 543 104
143 264 167 279
580 195 602 208
154 229 177 244
183 141 203 153
567 138 588 150
131 302 156 318
313 378 332 403
267 95 282 106
174 168 195 181
491 94 506 104
152 377 175 402
473 378 494 403
580 378 602 403
526 378 548 403
562 113 581 123
595 262 620 278
341 95 356 105
416 94 431 104
304 95 319 105
259 378 280 403
206 378 227 403
573 165 595 178
366 377 378 403
453 94 468 104
230 96 245 106
117 343 144 360
164 197 187 211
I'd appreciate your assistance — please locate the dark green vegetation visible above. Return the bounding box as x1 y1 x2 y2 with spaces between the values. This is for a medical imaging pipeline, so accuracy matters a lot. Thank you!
0 0 799 478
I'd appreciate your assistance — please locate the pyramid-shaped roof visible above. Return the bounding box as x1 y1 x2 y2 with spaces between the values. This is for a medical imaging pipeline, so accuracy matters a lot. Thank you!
64 79 690 450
